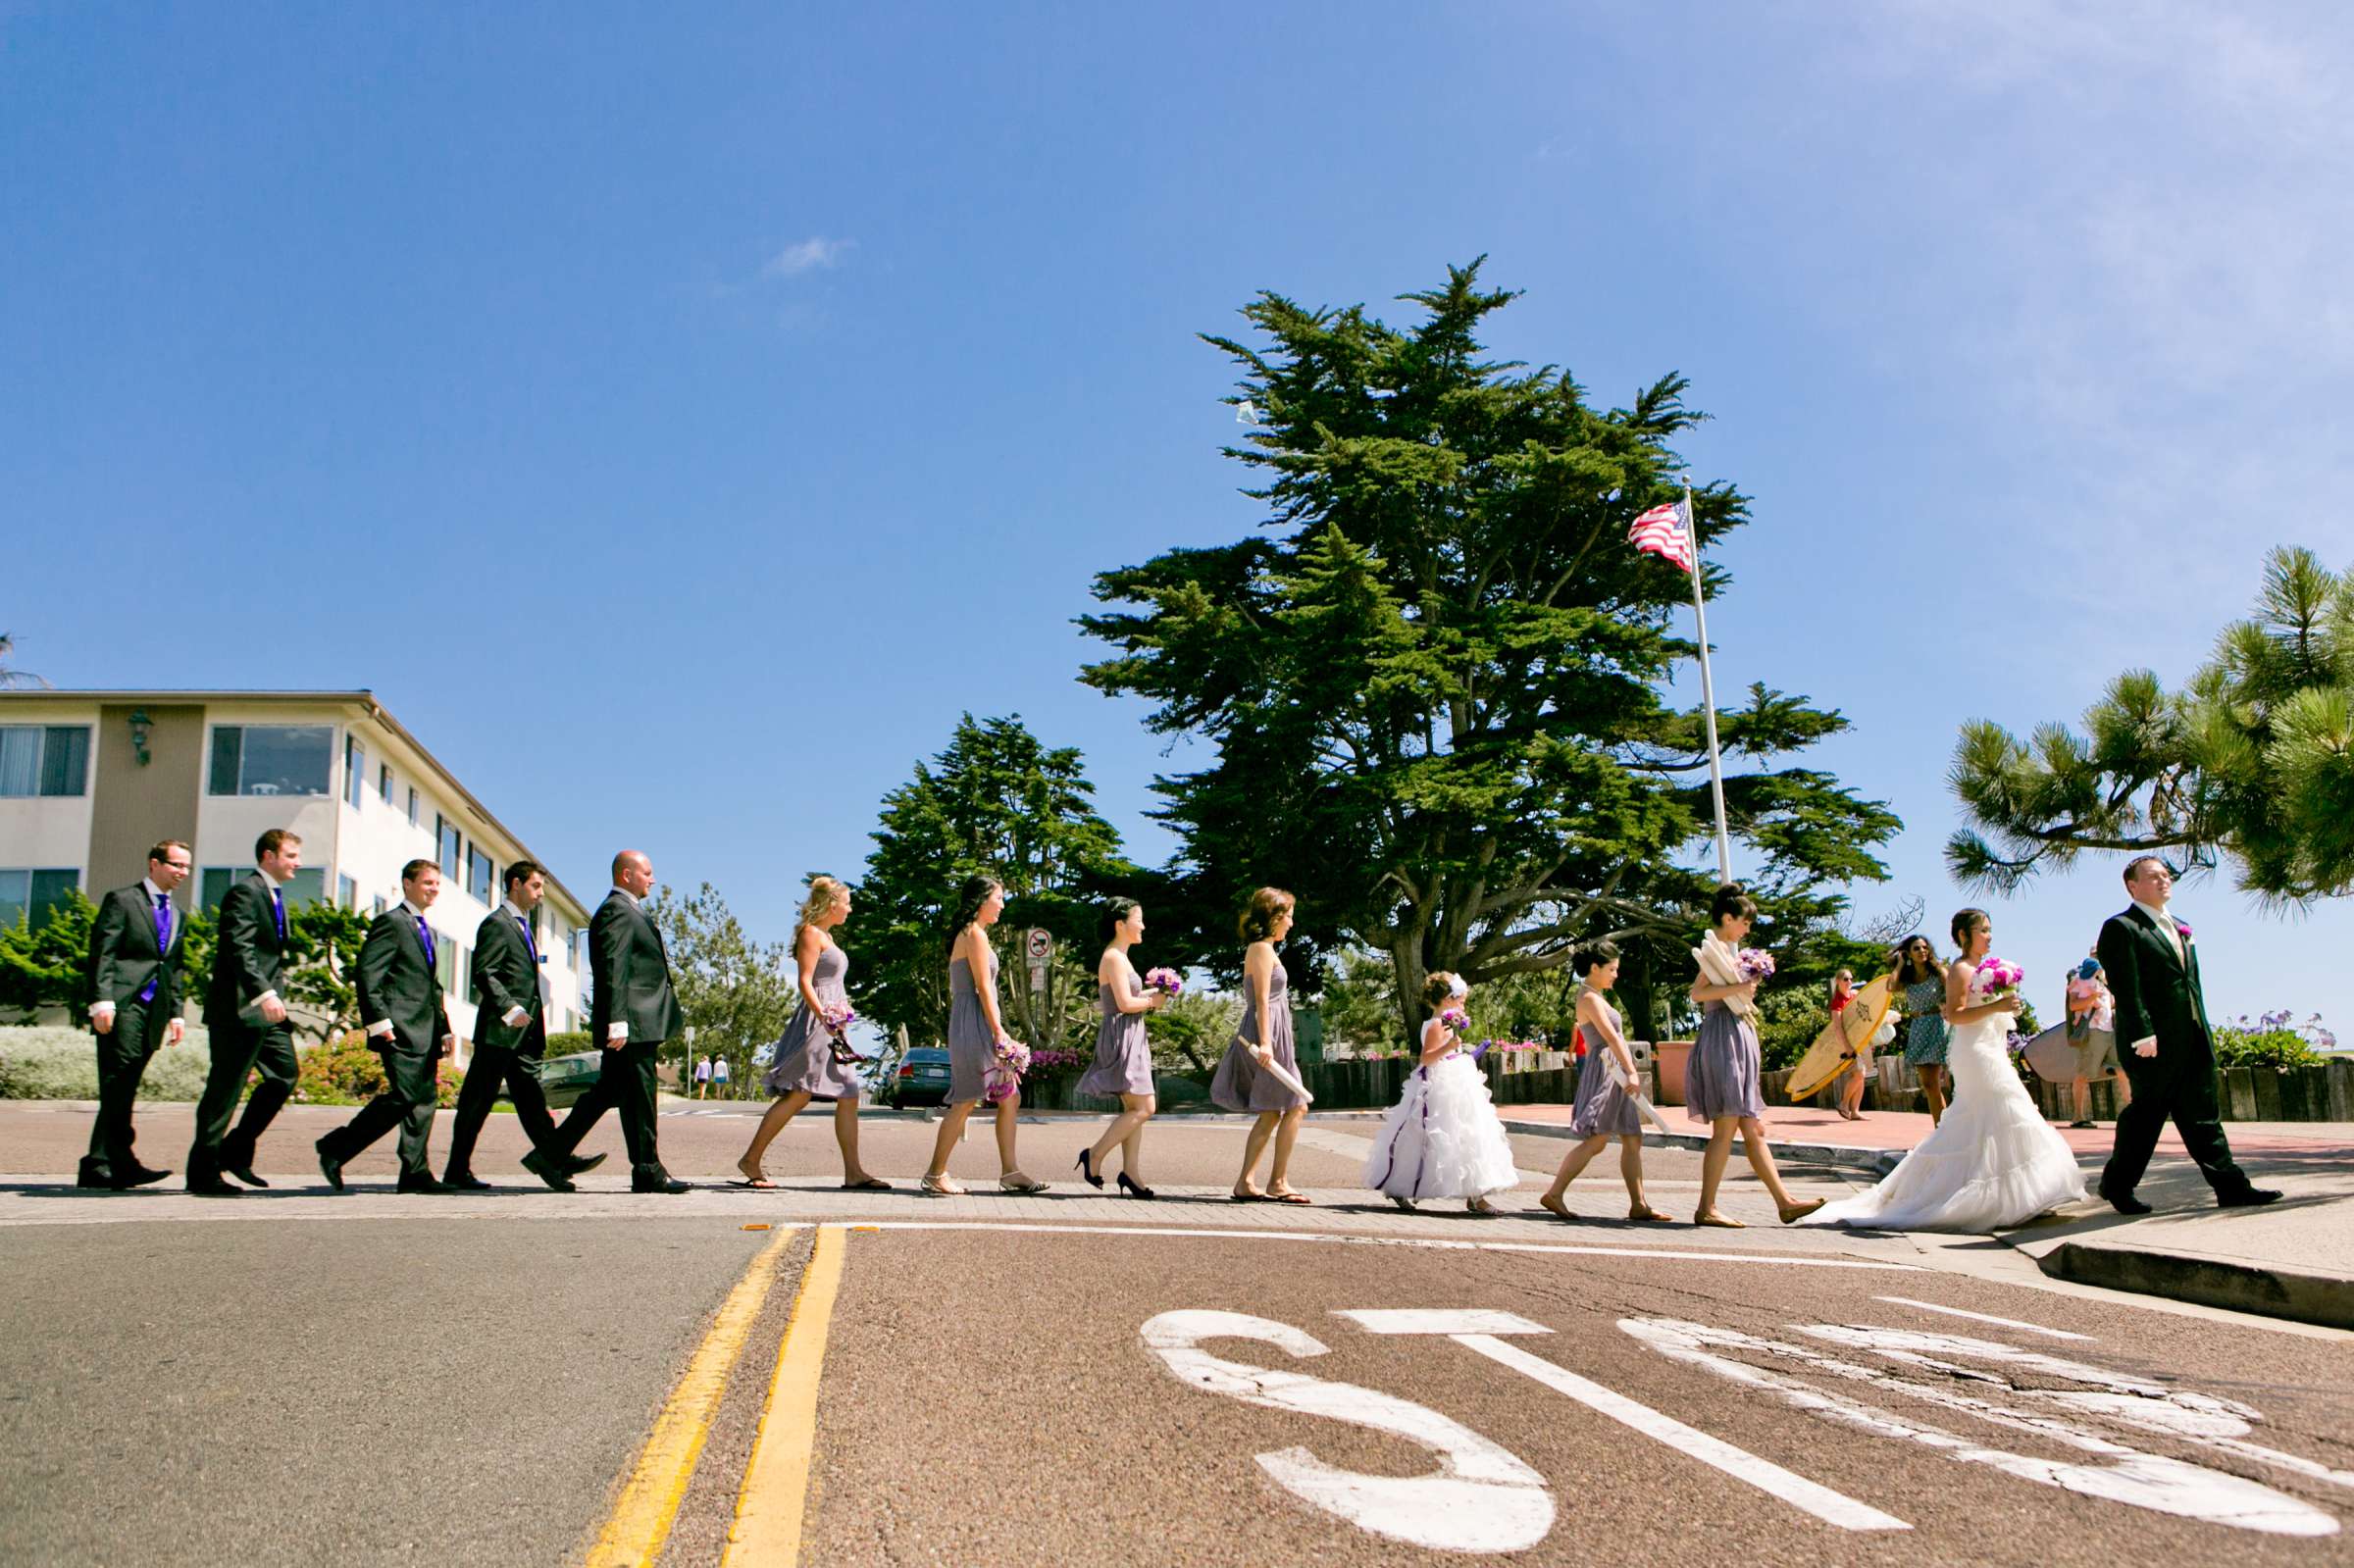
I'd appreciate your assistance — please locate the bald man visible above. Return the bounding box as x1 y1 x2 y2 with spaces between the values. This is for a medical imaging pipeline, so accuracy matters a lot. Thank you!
530 850 688 1193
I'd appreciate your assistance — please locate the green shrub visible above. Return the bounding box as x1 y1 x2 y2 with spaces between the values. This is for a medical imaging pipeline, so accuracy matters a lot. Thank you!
0 1024 215 1099
2213 1026 2323 1072
1755 988 1825 1073
544 1031 592 1056
293 1031 465 1107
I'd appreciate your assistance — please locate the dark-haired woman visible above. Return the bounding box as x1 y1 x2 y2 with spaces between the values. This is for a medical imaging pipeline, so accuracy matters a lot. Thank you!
1539 941 1669 1223
920 876 1045 1195
1688 885 1824 1228
1210 887 1311 1203
1074 898 1166 1197
1895 936 1951 1126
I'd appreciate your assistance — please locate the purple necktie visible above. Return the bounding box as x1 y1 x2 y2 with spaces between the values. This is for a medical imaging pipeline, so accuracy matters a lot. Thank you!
415 916 435 969
138 893 169 1003
271 887 285 942
518 914 538 966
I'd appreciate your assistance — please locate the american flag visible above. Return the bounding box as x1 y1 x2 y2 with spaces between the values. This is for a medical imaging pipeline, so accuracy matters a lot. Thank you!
1627 497 1695 574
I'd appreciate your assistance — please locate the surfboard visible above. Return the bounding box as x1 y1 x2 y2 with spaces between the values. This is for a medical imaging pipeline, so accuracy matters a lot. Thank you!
1785 973 1896 1101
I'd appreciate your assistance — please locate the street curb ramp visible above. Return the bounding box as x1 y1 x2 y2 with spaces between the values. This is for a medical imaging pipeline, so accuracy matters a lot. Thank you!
2036 1242 2354 1333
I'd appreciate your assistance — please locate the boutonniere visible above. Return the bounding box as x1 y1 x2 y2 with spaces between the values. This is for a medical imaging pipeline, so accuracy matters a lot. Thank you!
2176 920 2194 943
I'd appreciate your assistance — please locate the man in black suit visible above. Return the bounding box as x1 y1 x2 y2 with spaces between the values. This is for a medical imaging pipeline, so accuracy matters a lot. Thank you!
444 859 601 1191
82 839 194 1189
538 849 688 1193
188 829 304 1195
2097 855 2281 1214
316 858 456 1193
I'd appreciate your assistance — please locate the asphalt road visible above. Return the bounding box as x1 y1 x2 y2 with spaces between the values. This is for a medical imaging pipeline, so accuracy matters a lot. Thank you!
3 1101 2349 1566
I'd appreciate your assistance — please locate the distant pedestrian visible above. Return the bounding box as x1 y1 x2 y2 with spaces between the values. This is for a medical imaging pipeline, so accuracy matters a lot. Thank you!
711 1055 730 1098
693 1054 713 1099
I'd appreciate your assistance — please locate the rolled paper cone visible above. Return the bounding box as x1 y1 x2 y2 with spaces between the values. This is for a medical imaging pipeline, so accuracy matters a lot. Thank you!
1259 1054 1315 1105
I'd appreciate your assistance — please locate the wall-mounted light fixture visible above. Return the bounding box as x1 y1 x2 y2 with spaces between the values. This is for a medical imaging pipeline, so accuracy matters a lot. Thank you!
128 708 153 767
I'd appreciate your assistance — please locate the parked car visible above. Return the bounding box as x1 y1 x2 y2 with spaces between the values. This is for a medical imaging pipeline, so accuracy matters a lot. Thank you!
883 1046 952 1107
532 1049 602 1109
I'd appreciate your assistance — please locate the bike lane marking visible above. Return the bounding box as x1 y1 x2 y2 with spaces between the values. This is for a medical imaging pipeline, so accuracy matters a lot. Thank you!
1871 1294 2097 1340
724 1223 847 1565
586 1225 796 1568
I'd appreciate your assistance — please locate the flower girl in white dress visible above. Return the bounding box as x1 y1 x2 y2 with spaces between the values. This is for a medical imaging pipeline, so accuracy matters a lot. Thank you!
1363 972 1520 1214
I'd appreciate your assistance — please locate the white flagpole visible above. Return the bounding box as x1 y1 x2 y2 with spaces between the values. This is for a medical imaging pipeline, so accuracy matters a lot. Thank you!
1682 481 1733 884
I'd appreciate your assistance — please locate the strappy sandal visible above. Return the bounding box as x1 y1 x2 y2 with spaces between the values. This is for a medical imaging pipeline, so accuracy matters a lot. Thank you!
918 1174 964 1196
728 1178 778 1189
998 1172 1047 1193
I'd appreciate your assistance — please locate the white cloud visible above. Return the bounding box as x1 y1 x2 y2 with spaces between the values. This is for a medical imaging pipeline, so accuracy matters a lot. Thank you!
763 236 853 278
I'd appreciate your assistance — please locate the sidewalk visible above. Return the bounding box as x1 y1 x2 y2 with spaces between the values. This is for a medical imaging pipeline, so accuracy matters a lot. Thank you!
1500 1101 2354 1331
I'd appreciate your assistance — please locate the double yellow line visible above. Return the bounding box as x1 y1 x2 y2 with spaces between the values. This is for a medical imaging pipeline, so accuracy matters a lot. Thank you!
587 1224 849 1567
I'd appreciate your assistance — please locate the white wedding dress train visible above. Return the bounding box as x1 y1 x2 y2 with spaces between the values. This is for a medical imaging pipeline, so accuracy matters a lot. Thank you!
1807 1012 2085 1232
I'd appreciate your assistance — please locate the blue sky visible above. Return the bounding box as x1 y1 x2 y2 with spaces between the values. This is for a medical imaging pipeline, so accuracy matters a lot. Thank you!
6 1 2348 1027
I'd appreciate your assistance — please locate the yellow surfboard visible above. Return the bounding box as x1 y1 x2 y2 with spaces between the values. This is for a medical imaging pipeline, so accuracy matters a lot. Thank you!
1785 974 1896 1101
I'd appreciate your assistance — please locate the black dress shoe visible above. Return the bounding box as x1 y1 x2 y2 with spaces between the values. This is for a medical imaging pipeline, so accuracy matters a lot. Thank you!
565 1151 607 1176
632 1173 691 1194
2102 1189 2154 1215
121 1164 174 1189
441 1171 492 1191
225 1163 270 1189
187 1177 243 1198
521 1150 578 1191
2218 1188 2284 1209
77 1160 116 1190
396 1173 448 1194
315 1139 346 1192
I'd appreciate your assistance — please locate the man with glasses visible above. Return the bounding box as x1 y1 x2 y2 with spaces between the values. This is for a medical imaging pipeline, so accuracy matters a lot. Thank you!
82 839 193 1189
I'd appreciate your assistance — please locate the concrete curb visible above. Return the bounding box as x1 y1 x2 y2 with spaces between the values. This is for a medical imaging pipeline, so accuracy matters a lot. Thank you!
2033 1241 2354 1332
1498 1116 1904 1178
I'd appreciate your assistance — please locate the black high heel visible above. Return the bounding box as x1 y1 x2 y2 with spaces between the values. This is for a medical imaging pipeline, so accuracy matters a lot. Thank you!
1117 1170 1156 1200
1075 1148 1104 1189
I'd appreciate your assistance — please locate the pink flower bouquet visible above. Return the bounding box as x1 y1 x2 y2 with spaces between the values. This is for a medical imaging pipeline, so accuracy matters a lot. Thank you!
982 1038 1032 1104
1438 1006 1471 1034
1970 956 2024 1004
822 1004 863 1062
1142 967 1184 997
1735 948 1776 984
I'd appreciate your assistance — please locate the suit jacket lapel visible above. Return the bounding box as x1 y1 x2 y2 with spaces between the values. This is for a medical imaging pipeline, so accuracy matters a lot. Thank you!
2127 904 2184 972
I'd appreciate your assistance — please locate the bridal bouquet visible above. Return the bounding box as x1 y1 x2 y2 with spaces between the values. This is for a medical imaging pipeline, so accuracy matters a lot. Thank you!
1735 948 1776 984
1142 967 1184 997
982 1038 1032 1105
1970 956 2024 1006
1438 1006 1471 1034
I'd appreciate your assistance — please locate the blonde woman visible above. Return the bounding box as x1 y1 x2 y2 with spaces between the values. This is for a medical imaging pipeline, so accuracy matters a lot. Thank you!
921 875 1046 1194
1210 887 1311 1203
735 876 891 1190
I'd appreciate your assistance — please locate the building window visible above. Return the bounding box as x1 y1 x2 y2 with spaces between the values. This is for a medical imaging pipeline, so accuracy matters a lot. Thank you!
379 764 393 804
466 845 493 904
406 786 420 827
337 874 357 909
344 736 366 809
208 725 333 797
435 938 461 991
436 815 462 882
0 868 79 930
199 866 327 913
0 726 91 797
373 895 388 917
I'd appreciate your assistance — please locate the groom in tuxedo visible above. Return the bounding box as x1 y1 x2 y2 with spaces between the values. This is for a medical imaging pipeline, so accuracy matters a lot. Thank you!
188 829 304 1195
82 839 194 1189
534 850 688 1193
2096 855 2280 1214
317 857 456 1193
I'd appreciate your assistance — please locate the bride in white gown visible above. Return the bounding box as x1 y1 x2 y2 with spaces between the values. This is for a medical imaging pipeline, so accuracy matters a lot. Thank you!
1809 908 2086 1233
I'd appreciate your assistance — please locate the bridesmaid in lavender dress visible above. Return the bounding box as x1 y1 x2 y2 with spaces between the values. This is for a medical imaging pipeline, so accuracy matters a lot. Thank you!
1688 885 1824 1229
734 877 891 1191
1210 887 1311 1204
921 875 1046 1195
1538 940 1670 1223
1073 898 1168 1198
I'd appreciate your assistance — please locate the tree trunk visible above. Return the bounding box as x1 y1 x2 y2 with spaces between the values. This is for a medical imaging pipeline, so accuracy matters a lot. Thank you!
1618 941 1660 1044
